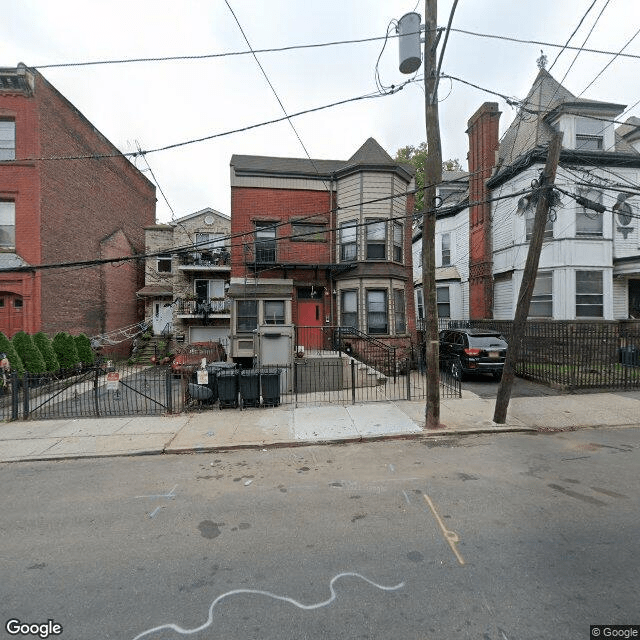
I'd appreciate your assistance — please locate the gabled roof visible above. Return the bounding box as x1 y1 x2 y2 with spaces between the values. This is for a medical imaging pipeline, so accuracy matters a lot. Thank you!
172 207 230 226
231 138 415 183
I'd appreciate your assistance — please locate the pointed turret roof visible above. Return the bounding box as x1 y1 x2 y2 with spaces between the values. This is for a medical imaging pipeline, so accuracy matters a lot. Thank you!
347 137 395 165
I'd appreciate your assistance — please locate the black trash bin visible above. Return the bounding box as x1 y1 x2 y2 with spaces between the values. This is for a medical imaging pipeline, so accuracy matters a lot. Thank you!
619 346 640 367
217 368 239 409
204 362 235 403
260 368 281 407
239 369 261 408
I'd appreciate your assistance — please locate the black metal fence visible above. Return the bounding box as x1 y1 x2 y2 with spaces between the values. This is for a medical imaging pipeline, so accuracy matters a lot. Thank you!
0 364 185 421
419 318 640 391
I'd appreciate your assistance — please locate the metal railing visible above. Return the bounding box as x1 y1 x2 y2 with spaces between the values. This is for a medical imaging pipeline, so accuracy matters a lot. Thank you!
417 318 640 391
176 298 231 315
178 250 230 267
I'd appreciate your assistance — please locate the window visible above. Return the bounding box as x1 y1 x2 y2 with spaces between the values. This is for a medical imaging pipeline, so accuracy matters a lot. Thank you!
441 233 451 266
0 119 15 161
291 222 326 242
530 271 552 317
525 207 553 240
393 222 403 262
416 289 424 320
576 271 603 318
14 298 23 309
575 116 603 151
340 291 358 328
576 188 603 236
195 279 225 303
264 300 285 325
255 223 276 263
394 289 406 334
436 286 450 318
367 290 388 334
157 254 172 273
366 220 386 259
237 300 258 331
339 221 358 261
195 232 225 250
0 201 15 248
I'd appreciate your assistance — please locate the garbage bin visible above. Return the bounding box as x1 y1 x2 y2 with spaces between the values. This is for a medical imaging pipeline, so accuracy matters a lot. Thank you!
260 368 281 407
187 382 214 404
217 368 239 409
204 361 235 403
619 345 640 367
239 369 261 408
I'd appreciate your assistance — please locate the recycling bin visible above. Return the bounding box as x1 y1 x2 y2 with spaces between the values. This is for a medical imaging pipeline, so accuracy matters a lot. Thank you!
217 368 239 409
239 368 261 408
260 367 281 407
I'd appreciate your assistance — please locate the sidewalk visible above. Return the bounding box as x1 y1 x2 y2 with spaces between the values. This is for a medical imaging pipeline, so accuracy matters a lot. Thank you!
1 389 639 463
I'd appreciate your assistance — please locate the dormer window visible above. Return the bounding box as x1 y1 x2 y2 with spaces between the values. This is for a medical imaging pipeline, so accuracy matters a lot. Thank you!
575 116 604 151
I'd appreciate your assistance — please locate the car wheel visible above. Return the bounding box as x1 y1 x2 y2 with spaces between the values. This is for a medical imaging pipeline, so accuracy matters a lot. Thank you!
450 359 462 381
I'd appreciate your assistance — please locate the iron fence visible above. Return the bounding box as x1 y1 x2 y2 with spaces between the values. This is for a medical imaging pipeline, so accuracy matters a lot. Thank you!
0 364 186 421
418 318 640 391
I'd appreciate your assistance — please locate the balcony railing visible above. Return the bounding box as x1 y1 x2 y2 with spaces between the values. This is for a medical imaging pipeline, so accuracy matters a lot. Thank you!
178 250 230 267
177 298 231 315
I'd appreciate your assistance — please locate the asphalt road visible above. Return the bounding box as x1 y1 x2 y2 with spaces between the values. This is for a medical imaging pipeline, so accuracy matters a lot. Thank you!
1 428 638 640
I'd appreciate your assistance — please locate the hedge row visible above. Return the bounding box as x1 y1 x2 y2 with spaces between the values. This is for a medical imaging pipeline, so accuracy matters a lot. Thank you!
0 331 95 375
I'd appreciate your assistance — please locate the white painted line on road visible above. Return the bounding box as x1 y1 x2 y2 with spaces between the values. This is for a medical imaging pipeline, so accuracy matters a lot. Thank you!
422 492 465 566
148 506 162 518
134 484 177 500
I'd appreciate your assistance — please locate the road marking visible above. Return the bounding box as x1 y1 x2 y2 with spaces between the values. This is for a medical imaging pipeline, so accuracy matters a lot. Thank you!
130 572 405 640
148 506 162 518
134 484 177 500
422 492 465 566
401 489 411 505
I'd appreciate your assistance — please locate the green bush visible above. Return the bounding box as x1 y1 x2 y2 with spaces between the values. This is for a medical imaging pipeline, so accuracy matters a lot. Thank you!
0 332 24 375
52 332 80 370
33 332 60 372
74 334 95 365
12 331 47 374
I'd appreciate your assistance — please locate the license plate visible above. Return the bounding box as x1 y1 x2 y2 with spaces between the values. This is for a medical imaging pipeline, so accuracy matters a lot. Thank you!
488 351 499 359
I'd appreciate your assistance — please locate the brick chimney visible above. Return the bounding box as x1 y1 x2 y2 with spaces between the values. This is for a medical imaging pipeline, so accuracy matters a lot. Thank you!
466 102 500 319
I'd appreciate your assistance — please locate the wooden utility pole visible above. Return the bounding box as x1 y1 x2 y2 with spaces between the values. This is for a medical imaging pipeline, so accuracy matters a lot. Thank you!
423 0 442 429
493 131 563 424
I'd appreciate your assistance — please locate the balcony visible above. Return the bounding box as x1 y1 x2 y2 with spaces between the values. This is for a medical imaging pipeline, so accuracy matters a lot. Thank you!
176 298 231 318
178 249 230 272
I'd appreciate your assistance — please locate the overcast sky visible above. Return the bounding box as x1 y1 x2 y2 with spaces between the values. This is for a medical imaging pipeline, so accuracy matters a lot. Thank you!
6 1 640 222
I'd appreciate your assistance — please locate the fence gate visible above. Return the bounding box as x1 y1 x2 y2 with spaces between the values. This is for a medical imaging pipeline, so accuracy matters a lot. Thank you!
6 364 184 420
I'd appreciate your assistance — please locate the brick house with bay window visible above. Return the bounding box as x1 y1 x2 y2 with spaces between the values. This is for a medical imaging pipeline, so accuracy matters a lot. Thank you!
0 64 155 355
228 138 417 364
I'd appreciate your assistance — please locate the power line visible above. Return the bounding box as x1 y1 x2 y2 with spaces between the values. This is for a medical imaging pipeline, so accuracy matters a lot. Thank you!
449 27 640 62
224 0 330 193
0 82 415 165
577 25 640 98
548 0 598 72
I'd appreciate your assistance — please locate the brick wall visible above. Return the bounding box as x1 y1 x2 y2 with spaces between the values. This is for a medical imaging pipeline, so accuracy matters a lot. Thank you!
467 102 500 319
230 186 333 276
33 71 156 338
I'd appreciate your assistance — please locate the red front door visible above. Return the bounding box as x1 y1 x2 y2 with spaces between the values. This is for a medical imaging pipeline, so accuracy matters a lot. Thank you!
297 300 324 350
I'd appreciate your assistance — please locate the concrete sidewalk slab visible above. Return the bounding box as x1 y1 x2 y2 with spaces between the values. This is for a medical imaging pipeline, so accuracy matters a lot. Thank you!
293 406 355 440
346 404 421 437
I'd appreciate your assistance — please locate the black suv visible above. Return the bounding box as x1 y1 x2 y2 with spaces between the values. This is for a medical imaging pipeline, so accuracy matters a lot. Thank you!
439 328 508 380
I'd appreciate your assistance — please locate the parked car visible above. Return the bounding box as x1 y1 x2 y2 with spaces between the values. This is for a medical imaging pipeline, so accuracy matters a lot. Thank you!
439 328 508 380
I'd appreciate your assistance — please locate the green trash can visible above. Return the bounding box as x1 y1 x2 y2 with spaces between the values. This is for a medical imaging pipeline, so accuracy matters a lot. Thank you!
260 368 281 407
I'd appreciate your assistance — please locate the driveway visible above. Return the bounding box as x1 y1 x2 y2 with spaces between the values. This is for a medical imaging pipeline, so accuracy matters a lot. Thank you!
462 374 564 399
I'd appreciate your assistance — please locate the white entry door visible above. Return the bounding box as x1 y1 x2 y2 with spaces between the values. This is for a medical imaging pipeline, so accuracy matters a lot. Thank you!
152 300 173 334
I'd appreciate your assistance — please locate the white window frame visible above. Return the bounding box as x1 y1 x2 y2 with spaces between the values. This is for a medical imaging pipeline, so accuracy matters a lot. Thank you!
0 201 15 248
339 221 358 261
394 289 406 334
525 207 553 240
263 300 285 325
0 119 15 161
576 188 604 237
366 219 386 260
576 270 603 318
529 271 553 318
441 233 451 267
341 290 358 328
366 289 388 335
436 286 450 318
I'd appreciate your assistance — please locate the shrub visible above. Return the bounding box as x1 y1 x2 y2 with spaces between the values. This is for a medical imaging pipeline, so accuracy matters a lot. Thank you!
52 332 80 370
33 332 60 372
0 332 24 375
74 334 95 365
12 331 47 374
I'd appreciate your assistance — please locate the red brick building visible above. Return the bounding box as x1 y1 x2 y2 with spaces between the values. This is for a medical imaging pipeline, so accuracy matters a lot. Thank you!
0 64 155 355
228 138 417 362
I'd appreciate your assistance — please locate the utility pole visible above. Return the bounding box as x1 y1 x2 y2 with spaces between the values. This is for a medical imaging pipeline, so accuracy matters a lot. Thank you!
422 0 442 429
493 131 563 424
